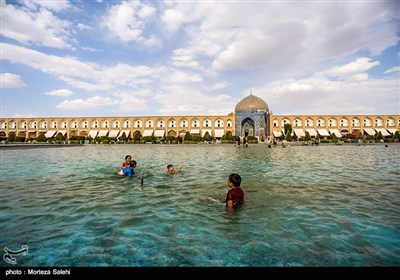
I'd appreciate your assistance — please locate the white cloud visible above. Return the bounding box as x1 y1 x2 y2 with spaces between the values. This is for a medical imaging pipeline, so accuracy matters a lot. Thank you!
44 89 73 97
166 71 203 84
325 58 380 77
56 96 117 110
0 73 26 88
212 82 231 91
102 1 158 46
1 43 164 91
0 0 72 49
22 0 71 12
384 66 400 75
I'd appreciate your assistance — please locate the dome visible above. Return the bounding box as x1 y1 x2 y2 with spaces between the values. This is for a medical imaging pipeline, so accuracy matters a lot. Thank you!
235 93 269 113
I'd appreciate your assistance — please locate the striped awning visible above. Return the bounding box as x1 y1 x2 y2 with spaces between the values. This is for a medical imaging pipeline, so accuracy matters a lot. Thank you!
190 129 200 134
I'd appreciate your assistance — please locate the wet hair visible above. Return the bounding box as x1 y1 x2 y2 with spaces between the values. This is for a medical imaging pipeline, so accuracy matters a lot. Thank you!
130 160 137 168
125 155 132 160
228 173 241 188
167 164 173 170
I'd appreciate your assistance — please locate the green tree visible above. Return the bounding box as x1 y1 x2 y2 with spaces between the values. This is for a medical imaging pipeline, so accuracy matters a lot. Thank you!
184 131 192 141
284 123 292 136
285 130 291 141
331 133 338 142
394 131 400 141
36 132 47 142
203 131 214 141
224 131 233 141
55 132 65 141
8 131 16 142
133 131 141 143
304 131 311 141
119 132 127 142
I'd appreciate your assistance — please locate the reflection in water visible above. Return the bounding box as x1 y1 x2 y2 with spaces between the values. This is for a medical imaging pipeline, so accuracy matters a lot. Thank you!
0 144 399 266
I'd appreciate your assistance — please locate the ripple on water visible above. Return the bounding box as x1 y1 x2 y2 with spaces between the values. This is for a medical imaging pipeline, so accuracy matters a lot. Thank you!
1 145 399 266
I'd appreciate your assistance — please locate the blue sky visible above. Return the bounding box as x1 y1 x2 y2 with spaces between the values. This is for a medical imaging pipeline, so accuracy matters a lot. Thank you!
1 0 399 118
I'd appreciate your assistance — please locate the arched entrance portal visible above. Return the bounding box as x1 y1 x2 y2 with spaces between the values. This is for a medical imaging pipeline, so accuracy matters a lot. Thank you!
241 118 255 137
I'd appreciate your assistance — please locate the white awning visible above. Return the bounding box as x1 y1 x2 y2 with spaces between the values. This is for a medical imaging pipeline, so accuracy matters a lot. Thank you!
329 129 342 138
154 129 165 137
190 129 200 134
98 130 108 137
375 128 390 136
108 130 119 138
306 128 317 137
202 129 212 137
214 129 224 138
317 129 330 136
119 130 130 138
45 130 57 138
387 128 398 134
179 131 187 136
273 131 282 137
293 128 305 137
88 130 98 139
142 130 153 137
364 128 376 135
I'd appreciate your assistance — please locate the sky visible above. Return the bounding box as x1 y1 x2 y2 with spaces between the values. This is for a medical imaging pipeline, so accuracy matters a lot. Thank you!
1 0 399 118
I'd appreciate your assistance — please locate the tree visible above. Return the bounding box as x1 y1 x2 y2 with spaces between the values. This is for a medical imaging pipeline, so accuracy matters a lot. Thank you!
203 131 213 141
331 133 338 142
133 131 141 143
119 132 127 142
8 131 16 142
285 130 291 141
394 131 400 142
224 131 233 141
284 123 292 136
304 131 311 141
55 132 65 141
37 132 47 142
184 131 192 141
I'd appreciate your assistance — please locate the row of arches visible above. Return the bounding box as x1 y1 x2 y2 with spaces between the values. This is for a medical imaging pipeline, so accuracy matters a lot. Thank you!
0 117 234 130
273 116 398 128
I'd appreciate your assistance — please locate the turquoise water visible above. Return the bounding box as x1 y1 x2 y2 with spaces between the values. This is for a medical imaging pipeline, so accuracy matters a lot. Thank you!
0 144 399 267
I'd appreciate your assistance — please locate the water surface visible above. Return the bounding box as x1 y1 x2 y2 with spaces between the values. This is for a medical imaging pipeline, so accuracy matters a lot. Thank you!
1 144 399 266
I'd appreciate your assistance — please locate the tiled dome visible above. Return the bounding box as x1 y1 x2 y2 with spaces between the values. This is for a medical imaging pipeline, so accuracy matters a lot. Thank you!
235 93 269 113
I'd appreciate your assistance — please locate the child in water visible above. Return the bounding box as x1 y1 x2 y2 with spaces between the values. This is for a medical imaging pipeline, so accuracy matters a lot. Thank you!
208 173 244 208
167 164 183 174
118 155 137 176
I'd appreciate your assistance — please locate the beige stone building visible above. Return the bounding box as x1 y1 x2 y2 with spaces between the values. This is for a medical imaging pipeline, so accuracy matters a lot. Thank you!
0 93 399 141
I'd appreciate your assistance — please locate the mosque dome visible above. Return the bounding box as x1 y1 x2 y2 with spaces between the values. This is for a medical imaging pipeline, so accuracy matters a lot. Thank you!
235 92 269 113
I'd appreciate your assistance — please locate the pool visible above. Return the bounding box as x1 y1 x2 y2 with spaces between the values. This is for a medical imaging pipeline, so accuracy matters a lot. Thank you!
1 144 399 266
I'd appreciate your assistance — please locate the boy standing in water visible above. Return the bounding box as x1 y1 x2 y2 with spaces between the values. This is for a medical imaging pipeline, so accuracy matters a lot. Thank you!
208 173 244 208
